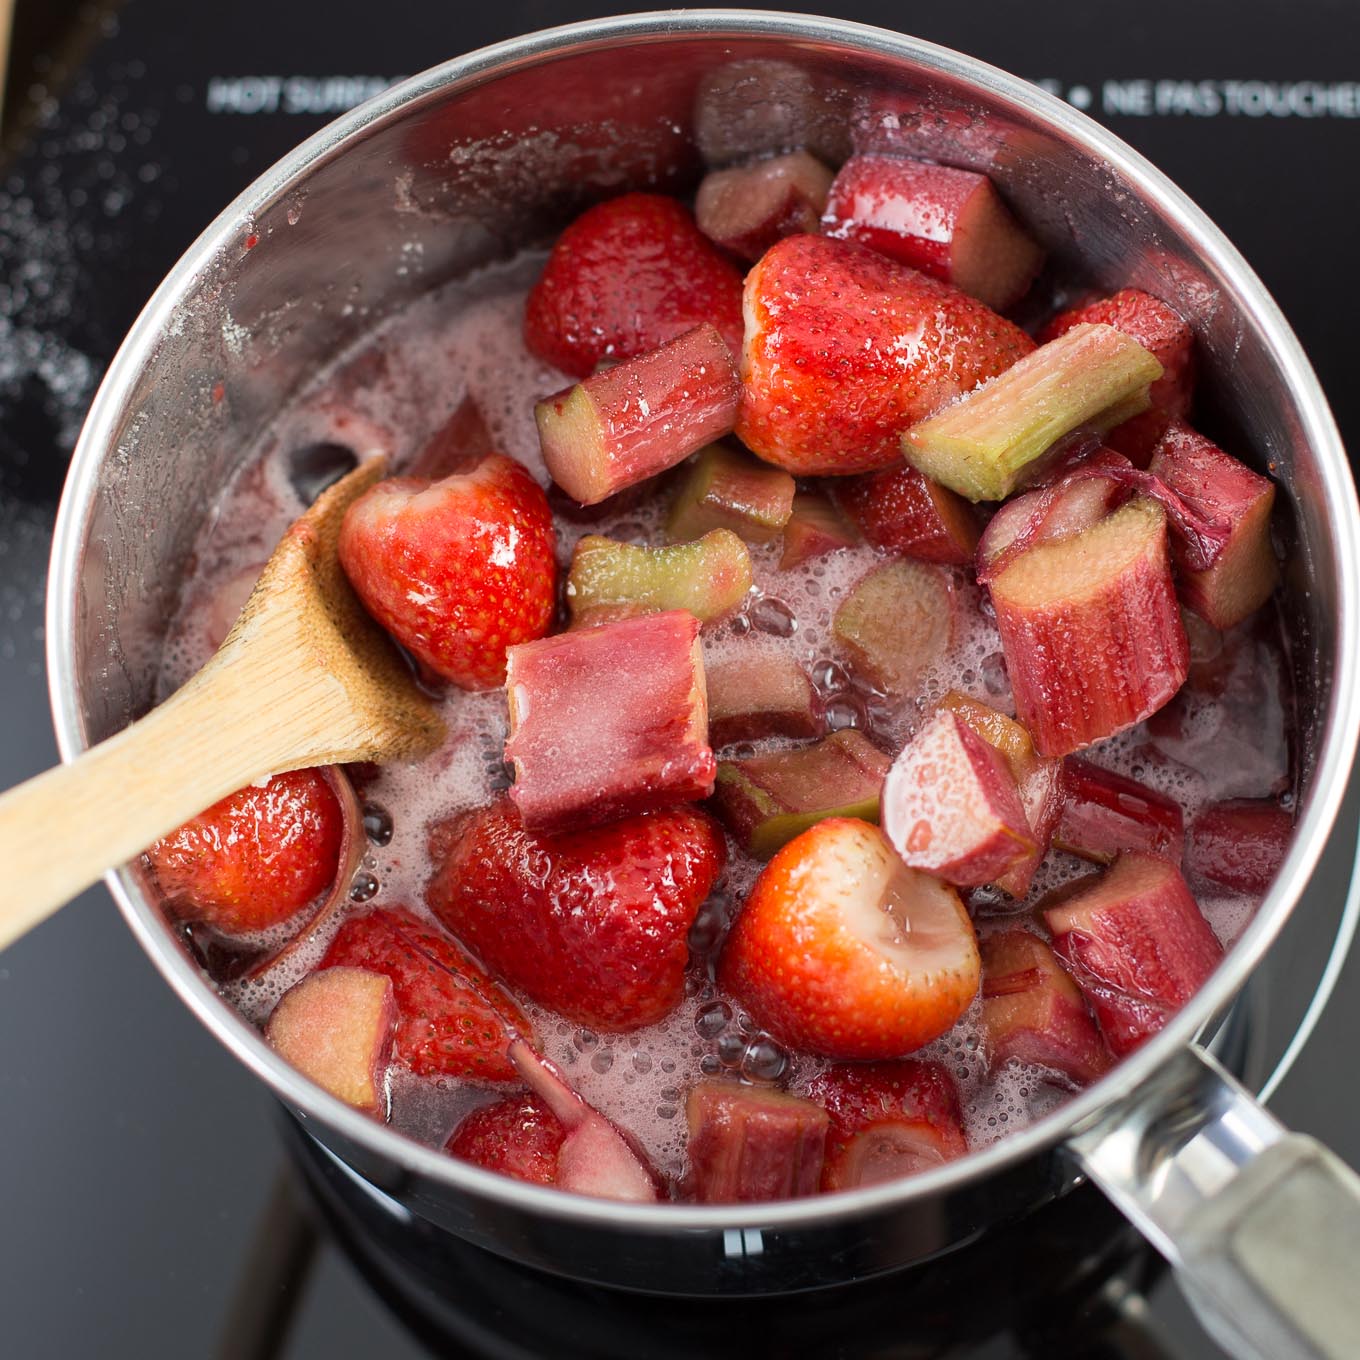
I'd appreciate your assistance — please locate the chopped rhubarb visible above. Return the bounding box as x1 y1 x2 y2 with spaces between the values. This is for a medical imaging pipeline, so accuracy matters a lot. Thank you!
265 967 396 1116
1148 421 1278 629
990 498 1189 757
837 465 980 566
1044 851 1223 1057
695 150 834 261
779 491 860 569
685 1081 829 1202
566 529 752 627
822 154 1044 310
903 324 1164 502
665 443 796 545
882 709 1037 887
535 323 739 505
706 646 822 746
832 559 954 699
979 930 1111 1088
1186 799 1293 896
407 395 497 480
937 691 1062 897
1053 757 1185 865
509 1041 660 1201
1041 289 1194 465
503 610 715 832
804 1060 968 1191
712 728 890 859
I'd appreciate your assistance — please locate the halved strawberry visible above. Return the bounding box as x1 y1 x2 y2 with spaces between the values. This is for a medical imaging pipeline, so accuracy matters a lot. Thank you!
736 234 1034 475
719 818 980 1060
320 905 530 1083
803 1059 968 1191
523 193 744 378
445 1092 566 1187
338 454 557 690
426 799 726 1031
146 768 343 936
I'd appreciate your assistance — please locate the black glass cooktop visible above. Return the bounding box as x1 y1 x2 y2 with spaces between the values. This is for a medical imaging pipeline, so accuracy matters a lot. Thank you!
3 2 1360 1356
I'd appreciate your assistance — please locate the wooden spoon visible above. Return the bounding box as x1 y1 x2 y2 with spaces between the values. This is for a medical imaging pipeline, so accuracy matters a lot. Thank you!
0 457 446 951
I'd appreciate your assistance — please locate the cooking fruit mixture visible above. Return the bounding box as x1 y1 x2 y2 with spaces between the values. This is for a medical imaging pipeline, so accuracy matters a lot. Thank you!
149 130 1294 1205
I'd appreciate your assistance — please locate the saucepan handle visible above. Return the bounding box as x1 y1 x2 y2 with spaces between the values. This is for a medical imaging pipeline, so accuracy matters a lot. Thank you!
1071 1044 1360 1360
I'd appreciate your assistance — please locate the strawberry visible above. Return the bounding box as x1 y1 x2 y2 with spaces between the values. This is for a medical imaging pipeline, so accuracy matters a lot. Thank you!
145 768 342 935
426 799 727 1031
735 234 1034 475
320 905 530 1083
1040 289 1194 465
719 818 980 1060
803 1059 968 1191
523 193 745 379
445 1092 567 1187
338 454 556 690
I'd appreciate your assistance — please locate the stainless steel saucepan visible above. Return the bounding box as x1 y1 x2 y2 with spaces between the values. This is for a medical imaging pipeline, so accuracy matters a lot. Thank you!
43 12 1360 1356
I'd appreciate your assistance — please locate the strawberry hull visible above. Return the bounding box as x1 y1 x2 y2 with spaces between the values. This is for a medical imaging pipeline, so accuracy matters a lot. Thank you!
1044 852 1223 1057
1186 799 1293 895
838 465 979 566
536 323 740 506
503 610 715 832
979 930 1110 1088
822 154 1044 310
990 498 1189 757
686 1082 829 1202
1054 757 1186 865
736 234 1034 475
695 150 834 261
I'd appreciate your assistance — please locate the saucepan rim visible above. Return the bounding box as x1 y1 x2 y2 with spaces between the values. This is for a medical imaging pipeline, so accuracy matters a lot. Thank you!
45 8 1360 1232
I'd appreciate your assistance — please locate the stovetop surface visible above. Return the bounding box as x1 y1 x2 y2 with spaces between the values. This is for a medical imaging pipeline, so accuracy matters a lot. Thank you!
3 2 1360 1356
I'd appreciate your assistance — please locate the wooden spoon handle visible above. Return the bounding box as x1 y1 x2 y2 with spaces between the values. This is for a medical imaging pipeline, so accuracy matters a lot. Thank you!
0 673 300 952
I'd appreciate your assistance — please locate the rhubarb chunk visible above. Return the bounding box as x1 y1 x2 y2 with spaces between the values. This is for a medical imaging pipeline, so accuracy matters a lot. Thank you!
882 709 1037 887
1186 799 1293 896
504 610 715 832
990 498 1189 757
266 967 396 1116
1053 757 1185 865
408 395 497 480
695 150 834 261
566 529 752 627
686 1081 829 1202
979 930 1111 1088
804 1060 968 1191
1044 851 1223 1057
833 559 954 700
937 692 1062 897
666 443 795 544
706 647 821 746
822 154 1044 310
712 729 890 859
536 323 739 505
837 465 980 566
1148 422 1279 629
779 491 860 569
903 324 1164 502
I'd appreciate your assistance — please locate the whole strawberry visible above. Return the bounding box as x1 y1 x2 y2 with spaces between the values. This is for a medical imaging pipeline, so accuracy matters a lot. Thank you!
426 798 726 1030
719 817 979 1059
321 905 531 1083
523 192 745 378
445 1092 566 1186
338 454 556 690
736 233 1034 475
145 768 342 935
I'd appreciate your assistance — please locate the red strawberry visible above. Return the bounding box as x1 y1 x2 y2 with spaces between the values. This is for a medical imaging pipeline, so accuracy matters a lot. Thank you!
736 234 1034 475
338 454 556 690
523 193 745 379
445 1093 566 1187
320 905 530 1082
146 768 342 935
426 799 727 1031
803 1059 968 1191
719 818 980 1060
1040 289 1194 465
